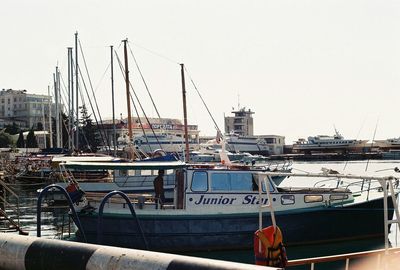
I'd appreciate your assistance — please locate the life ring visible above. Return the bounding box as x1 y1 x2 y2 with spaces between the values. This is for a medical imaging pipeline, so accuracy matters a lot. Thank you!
254 226 287 267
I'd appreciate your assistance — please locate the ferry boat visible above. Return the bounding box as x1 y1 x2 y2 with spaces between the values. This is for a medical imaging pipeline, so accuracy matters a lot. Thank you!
292 130 368 153
201 133 269 156
117 133 200 154
374 138 400 150
63 162 396 252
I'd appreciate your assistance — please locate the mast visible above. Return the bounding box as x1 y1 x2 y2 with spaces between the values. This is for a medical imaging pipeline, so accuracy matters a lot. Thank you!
123 39 133 143
111 45 117 156
53 69 60 148
67 47 73 150
180 63 190 162
56 67 62 148
42 95 46 149
48 85 53 148
75 32 79 149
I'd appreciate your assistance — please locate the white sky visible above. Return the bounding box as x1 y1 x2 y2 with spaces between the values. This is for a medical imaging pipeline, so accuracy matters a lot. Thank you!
1 0 399 143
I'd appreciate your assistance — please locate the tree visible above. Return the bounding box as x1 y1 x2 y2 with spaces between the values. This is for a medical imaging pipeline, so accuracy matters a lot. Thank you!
4 122 20 135
16 131 25 148
36 122 43 131
26 129 38 148
0 132 14 147
79 105 100 152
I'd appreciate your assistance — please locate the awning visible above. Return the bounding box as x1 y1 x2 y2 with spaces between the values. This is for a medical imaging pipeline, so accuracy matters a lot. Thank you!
63 160 187 170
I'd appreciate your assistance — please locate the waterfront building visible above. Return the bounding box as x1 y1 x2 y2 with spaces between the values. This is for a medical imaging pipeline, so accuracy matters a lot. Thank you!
256 135 285 155
0 89 55 129
101 117 200 149
224 107 254 136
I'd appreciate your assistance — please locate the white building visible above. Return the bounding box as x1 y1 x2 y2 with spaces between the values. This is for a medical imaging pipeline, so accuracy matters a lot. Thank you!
224 107 254 136
0 89 55 129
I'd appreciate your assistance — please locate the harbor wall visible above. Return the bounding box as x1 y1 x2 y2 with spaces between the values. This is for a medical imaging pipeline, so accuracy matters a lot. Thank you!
0 234 278 270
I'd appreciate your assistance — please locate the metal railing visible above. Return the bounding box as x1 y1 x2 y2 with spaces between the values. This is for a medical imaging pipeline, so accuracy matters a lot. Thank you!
287 246 400 270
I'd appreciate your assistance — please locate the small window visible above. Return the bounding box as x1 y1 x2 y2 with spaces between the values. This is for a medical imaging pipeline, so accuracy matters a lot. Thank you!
304 195 323 203
191 171 208 192
330 194 349 201
281 195 295 205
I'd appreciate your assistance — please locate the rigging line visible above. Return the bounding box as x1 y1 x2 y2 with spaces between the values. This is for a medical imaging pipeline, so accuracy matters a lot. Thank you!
76 81 93 151
127 42 161 119
343 117 367 171
114 51 152 152
78 39 110 133
114 51 162 152
184 66 221 133
365 117 380 172
94 62 111 93
78 65 110 153
78 39 111 151
129 41 180 65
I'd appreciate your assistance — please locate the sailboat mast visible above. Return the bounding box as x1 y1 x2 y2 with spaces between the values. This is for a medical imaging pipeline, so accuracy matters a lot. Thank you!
180 63 190 162
48 85 53 148
111 45 117 156
75 32 79 149
67 47 72 150
123 39 133 143
54 69 60 148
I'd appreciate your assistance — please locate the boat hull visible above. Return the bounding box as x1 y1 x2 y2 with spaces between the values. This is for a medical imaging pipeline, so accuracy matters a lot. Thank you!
74 196 394 252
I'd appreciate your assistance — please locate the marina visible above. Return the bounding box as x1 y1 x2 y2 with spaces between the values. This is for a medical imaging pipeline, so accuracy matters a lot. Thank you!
1 160 399 269
1 2 400 269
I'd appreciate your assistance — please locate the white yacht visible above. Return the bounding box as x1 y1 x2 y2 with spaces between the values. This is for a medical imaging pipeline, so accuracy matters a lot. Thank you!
374 138 400 150
293 130 368 153
200 133 269 155
118 133 200 154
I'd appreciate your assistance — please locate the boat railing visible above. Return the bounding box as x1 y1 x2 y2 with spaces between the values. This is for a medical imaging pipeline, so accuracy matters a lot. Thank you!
115 174 175 188
286 246 400 270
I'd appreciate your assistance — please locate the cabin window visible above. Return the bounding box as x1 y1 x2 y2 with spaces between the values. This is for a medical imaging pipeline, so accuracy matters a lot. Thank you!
330 194 349 201
304 195 323 203
230 173 254 191
211 173 259 191
281 195 295 205
211 173 230 191
191 171 208 192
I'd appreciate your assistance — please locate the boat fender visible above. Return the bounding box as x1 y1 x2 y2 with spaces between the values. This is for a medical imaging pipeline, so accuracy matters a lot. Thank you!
254 226 287 268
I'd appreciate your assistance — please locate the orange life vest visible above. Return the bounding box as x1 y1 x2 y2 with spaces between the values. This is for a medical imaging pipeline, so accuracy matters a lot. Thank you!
254 226 288 268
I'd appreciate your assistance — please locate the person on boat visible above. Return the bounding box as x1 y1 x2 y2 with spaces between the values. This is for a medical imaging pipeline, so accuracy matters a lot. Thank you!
154 169 165 206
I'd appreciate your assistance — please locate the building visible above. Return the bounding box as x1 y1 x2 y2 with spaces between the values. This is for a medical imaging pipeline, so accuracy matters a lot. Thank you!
0 89 55 129
224 107 254 136
101 117 200 147
256 135 285 155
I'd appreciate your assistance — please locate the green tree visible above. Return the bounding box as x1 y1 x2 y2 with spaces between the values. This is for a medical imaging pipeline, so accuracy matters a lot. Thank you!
0 132 14 147
79 105 100 152
36 122 43 131
16 131 25 148
4 122 20 135
26 129 38 148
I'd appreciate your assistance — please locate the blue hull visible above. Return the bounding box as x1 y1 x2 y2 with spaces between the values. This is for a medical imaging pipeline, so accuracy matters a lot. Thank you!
75 197 394 252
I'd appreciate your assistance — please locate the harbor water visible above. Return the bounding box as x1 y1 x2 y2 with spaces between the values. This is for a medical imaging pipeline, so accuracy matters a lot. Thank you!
8 160 400 267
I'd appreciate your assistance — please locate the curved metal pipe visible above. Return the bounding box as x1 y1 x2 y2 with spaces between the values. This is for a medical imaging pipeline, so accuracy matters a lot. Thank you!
36 184 87 242
97 190 148 249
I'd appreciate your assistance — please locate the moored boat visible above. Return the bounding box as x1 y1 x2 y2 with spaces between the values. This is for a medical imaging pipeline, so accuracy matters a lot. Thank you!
65 163 397 252
293 130 368 153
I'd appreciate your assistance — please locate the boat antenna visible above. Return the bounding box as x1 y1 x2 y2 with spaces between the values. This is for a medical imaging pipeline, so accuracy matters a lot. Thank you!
365 117 379 172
